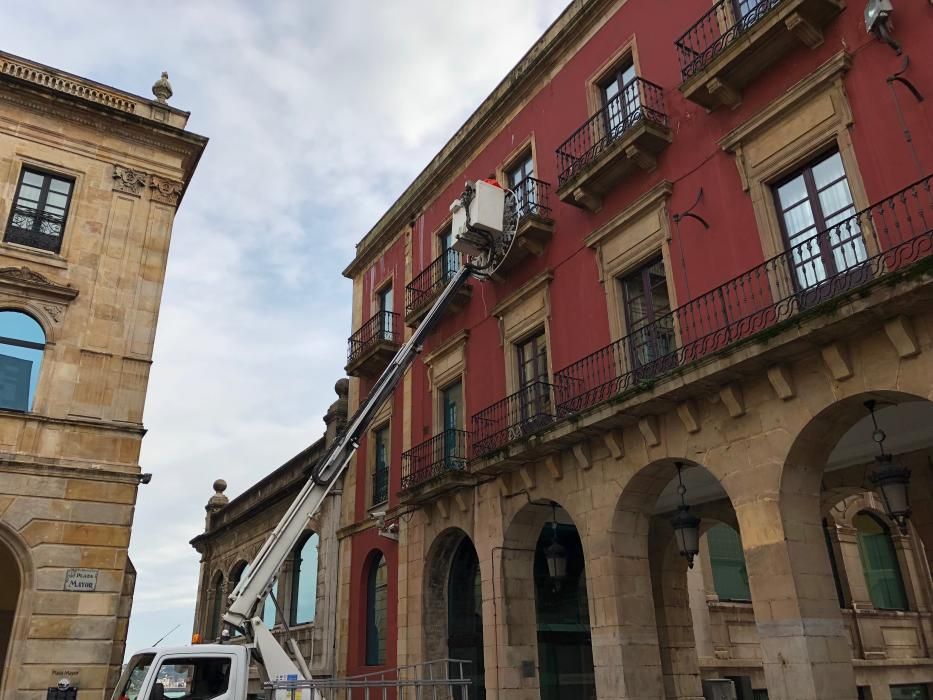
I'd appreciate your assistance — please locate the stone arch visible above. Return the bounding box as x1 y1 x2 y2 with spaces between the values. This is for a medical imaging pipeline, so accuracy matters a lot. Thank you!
0 522 33 699
502 498 595 700
422 528 485 698
611 458 740 700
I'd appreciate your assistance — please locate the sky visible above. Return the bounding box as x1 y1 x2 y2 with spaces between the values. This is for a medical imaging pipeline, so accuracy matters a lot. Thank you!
1 0 569 655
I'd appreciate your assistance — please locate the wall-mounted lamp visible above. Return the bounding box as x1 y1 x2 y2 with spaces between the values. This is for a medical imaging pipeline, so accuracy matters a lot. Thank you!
671 462 701 568
865 400 911 534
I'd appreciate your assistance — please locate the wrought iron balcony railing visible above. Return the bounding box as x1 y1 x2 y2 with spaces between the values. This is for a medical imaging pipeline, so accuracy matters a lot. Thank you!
406 249 463 318
554 174 933 415
401 429 470 490
675 0 784 81
512 176 553 219
347 310 401 365
556 77 668 187
472 381 556 457
5 205 66 253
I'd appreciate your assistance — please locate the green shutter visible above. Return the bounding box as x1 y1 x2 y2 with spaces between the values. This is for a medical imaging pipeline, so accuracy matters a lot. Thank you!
708 524 751 602
854 513 908 611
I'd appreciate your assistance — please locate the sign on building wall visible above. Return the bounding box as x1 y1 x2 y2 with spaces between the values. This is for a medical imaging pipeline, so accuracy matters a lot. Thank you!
64 568 98 592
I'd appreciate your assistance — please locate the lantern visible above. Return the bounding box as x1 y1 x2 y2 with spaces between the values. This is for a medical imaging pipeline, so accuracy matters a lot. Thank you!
670 462 701 568
865 400 911 534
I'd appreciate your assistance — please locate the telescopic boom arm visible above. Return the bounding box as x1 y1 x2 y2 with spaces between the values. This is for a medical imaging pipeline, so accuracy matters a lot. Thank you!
221 181 515 681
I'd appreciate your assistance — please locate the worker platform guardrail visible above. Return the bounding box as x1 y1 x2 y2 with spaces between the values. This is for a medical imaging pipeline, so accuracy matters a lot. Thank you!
266 658 472 700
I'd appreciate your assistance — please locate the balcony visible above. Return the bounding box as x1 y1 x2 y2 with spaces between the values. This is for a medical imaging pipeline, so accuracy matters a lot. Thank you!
345 310 401 378
554 174 933 415
676 0 844 110
5 205 66 253
555 77 671 213
404 249 471 326
471 381 557 460
494 177 556 274
399 429 475 504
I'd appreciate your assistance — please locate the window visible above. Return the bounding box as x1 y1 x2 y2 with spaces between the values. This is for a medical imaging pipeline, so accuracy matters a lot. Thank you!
600 60 640 136
208 574 224 641
439 224 460 277
516 331 551 421
854 512 908 611
5 168 74 253
507 152 535 215
0 311 46 412
377 285 394 341
441 380 464 467
773 150 867 299
291 532 319 625
261 579 278 629
620 258 674 373
115 653 155 700
365 553 388 666
707 524 751 602
372 426 389 505
151 656 231 700
890 685 930 700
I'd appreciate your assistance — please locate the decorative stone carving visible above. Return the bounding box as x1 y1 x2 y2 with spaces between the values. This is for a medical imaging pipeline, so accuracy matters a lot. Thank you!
112 165 148 196
149 175 183 206
42 304 63 323
0 266 78 302
151 71 173 103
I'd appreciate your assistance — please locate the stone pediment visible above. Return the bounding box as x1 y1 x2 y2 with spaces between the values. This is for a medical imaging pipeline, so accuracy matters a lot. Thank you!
0 265 78 302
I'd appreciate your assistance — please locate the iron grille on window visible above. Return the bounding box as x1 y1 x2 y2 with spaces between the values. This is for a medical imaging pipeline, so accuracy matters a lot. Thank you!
5 169 74 253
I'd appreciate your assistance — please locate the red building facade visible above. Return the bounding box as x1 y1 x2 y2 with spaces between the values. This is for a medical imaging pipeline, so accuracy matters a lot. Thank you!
338 1 933 699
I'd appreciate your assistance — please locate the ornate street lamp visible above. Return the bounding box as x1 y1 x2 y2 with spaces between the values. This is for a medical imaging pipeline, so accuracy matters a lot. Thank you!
544 502 567 586
671 462 701 568
865 400 911 534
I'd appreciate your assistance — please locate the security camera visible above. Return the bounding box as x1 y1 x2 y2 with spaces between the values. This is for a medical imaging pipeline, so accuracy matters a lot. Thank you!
370 510 387 520
864 0 893 33
139 473 152 485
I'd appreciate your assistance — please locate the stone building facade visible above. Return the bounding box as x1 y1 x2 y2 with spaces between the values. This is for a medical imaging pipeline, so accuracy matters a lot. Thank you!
337 1 933 699
0 54 206 698
189 380 348 679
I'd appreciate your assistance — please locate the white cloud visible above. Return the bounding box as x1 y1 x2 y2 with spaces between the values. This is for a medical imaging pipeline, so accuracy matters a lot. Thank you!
1 0 569 659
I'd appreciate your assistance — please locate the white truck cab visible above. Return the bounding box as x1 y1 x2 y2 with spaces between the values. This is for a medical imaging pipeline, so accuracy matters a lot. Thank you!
111 645 251 700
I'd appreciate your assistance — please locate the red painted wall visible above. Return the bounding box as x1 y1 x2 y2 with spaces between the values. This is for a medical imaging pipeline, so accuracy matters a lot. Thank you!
345 0 933 672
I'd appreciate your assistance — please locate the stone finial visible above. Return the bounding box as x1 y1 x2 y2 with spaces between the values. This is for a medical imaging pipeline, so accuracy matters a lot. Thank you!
152 71 173 103
206 479 228 511
324 378 350 446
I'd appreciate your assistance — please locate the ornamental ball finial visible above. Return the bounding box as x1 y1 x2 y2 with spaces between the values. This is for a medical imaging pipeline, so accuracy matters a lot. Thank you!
212 479 227 494
152 71 173 103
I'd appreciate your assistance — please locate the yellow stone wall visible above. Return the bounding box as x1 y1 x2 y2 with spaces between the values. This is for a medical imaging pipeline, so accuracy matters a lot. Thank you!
0 52 205 700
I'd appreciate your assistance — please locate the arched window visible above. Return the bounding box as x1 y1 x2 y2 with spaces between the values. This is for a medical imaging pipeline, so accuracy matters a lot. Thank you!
0 311 45 412
229 561 248 637
707 523 751 602
448 538 484 699
262 579 278 629
209 573 225 640
291 533 319 625
854 512 908 611
365 552 388 666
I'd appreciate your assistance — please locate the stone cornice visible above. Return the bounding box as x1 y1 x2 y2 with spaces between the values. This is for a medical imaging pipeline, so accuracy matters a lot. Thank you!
343 0 620 278
585 180 673 250
0 51 191 124
0 76 208 195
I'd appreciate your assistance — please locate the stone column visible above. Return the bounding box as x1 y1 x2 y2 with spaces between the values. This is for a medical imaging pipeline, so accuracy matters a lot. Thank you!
489 544 540 700
587 505 666 700
649 520 704 700
736 498 857 700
